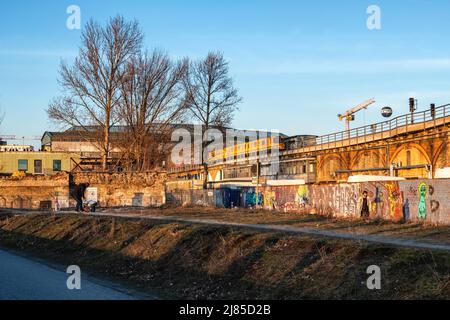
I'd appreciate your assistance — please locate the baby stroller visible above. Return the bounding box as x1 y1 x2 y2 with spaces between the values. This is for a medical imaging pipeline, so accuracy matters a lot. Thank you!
82 200 98 213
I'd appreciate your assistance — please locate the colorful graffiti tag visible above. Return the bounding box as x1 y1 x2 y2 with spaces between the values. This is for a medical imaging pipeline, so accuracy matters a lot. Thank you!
417 182 428 220
256 179 448 224
167 179 450 225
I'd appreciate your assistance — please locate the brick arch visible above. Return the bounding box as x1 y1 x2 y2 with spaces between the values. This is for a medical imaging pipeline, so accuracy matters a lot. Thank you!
391 143 432 165
317 154 346 181
350 149 384 169
391 143 432 178
13 196 23 209
432 140 449 169
12 196 32 209
0 196 6 208
317 154 346 170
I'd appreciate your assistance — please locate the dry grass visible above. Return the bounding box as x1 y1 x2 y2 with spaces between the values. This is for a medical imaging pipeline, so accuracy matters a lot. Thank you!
0 212 449 299
111 206 450 244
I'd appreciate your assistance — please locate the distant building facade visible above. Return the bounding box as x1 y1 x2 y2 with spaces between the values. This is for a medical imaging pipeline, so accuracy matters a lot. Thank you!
0 145 34 152
0 152 80 175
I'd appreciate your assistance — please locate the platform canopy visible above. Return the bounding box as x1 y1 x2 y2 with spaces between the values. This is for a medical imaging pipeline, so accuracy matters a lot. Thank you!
348 175 406 183
435 167 450 179
266 179 306 186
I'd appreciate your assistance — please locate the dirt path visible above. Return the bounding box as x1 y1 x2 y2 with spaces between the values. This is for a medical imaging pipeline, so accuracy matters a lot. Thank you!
88 211 450 252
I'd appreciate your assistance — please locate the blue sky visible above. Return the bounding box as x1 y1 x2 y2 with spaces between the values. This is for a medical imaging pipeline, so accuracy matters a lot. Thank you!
1 0 450 146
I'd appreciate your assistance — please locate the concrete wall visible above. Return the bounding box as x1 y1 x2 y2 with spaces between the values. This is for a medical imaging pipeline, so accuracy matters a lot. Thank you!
72 172 167 207
399 180 450 225
167 179 450 225
257 179 449 225
0 173 70 210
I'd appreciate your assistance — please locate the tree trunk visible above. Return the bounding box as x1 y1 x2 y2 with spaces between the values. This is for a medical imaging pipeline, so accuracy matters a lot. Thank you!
103 117 110 171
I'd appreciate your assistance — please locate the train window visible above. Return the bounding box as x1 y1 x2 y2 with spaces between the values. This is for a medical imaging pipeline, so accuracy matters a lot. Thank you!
18 159 28 171
53 160 62 171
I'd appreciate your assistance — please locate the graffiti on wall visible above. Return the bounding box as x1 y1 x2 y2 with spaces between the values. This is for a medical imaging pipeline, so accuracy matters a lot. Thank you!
398 180 447 224
244 190 263 207
417 182 428 220
307 184 359 217
257 179 448 224
167 179 449 225
360 182 403 221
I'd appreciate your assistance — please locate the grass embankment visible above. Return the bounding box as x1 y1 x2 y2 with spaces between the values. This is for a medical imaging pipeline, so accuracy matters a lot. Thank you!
0 213 449 299
117 206 450 243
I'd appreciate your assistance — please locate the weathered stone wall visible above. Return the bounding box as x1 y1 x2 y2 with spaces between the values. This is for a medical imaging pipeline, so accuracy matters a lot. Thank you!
0 173 70 210
0 171 167 210
72 172 167 207
166 180 193 192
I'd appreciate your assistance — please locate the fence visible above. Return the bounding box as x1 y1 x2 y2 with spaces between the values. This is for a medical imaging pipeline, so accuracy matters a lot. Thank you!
296 103 450 152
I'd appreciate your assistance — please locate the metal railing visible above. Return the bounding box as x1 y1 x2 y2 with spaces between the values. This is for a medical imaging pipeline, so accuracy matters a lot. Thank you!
300 103 450 150
168 104 450 171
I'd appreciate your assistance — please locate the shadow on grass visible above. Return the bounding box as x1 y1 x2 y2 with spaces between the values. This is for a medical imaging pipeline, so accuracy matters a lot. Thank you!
0 221 295 299
1 214 449 300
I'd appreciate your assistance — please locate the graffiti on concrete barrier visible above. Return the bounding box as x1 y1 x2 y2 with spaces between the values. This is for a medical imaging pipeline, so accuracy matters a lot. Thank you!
431 200 440 213
387 182 402 220
403 198 410 220
296 185 309 204
244 190 263 207
417 182 428 220
166 179 449 224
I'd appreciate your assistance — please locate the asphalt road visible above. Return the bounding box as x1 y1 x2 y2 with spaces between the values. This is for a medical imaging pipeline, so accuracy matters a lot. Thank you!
0 249 149 300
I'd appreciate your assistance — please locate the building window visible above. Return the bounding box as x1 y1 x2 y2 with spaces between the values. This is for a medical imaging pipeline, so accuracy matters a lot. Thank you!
34 160 42 174
53 160 62 171
18 160 28 171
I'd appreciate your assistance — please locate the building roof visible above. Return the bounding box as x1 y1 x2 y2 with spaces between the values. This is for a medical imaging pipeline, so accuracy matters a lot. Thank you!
42 124 288 144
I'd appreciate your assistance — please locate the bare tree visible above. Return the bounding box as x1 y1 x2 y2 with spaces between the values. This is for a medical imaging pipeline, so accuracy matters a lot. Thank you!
184 52 242 128
47 16 143 170
117 50 189 171
184 52 242 188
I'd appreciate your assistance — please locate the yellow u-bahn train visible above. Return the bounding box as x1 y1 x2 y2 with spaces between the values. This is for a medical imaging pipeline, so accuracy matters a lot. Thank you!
208 137 285 163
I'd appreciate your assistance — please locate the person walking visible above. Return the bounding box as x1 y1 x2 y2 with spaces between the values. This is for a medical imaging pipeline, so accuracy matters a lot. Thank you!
357 190 372 218
73 183 90 212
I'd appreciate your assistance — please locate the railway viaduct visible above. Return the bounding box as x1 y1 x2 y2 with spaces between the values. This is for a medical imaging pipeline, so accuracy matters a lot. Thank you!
283 103 450 182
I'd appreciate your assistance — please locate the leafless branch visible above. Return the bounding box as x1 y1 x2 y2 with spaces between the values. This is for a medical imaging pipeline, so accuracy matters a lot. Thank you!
47 15 143 170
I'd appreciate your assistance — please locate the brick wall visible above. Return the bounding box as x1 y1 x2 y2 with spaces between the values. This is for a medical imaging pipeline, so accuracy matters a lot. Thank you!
0 173 70 210
166 180 193 192
0 171 167 210
72 171 167 207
